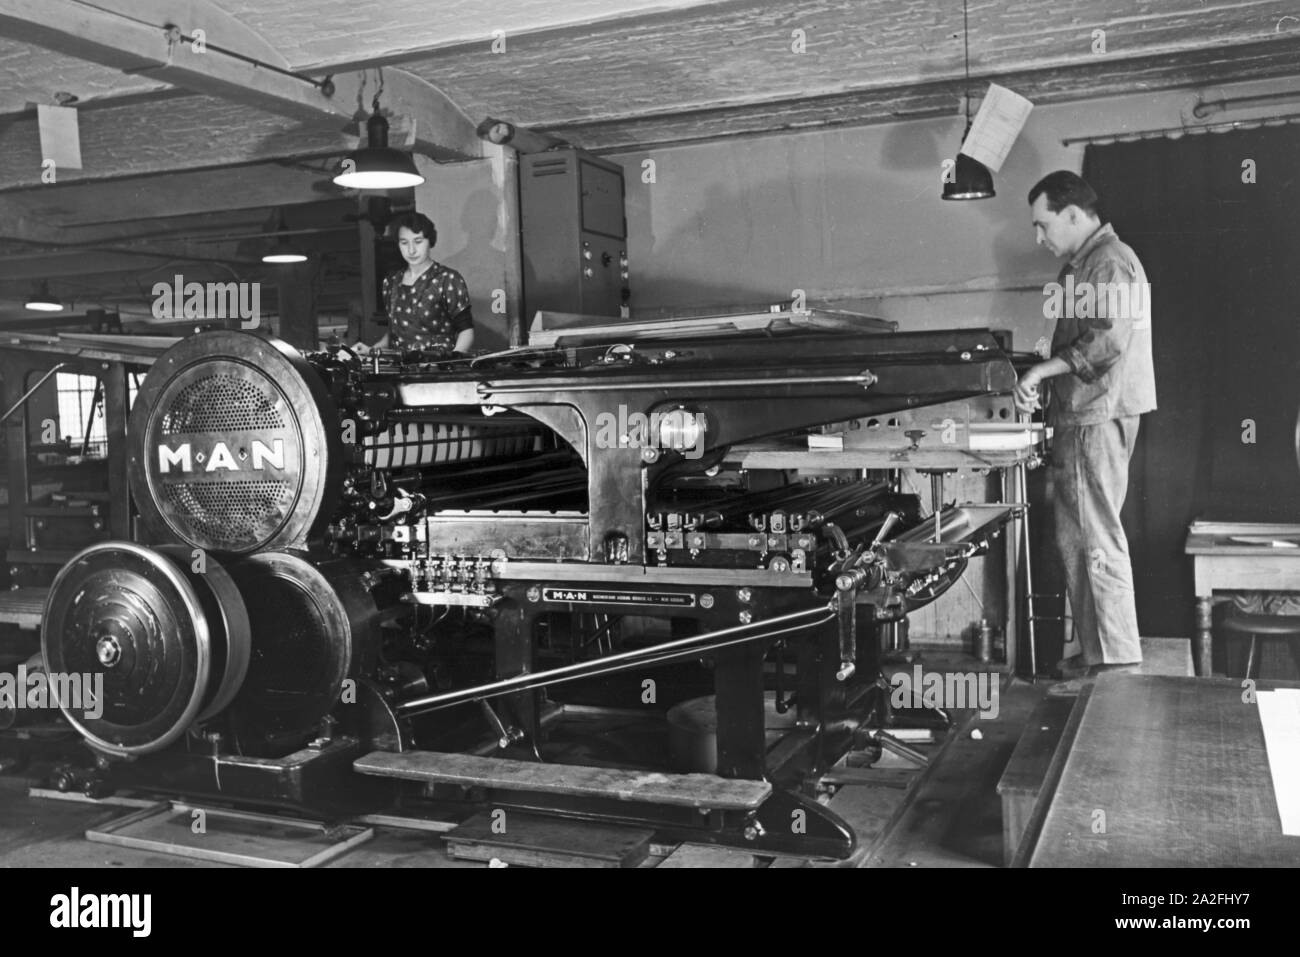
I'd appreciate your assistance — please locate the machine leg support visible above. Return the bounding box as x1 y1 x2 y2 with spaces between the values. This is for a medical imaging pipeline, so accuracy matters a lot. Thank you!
741 789 856 860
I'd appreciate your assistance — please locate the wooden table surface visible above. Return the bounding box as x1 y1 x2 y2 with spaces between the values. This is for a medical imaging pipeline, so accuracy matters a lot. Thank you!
1030 673 1300 867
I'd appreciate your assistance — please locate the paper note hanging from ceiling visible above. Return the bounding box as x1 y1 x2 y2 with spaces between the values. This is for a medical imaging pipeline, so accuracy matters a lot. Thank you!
37 104 82 171
1256 688 1300 836
959 84 1033 174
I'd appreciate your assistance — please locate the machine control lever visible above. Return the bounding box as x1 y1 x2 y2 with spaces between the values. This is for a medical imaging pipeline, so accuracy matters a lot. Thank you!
834 575 862 681
872 511 903 548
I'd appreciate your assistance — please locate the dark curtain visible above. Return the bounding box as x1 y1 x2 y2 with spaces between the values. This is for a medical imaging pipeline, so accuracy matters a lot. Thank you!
1081 127 1300 639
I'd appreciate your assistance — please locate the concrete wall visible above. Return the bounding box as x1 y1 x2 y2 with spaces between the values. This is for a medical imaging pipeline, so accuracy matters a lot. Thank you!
609 73 1300 346
413 147 519 352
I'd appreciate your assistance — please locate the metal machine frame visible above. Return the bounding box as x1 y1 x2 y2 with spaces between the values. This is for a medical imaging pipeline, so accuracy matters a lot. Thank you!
2 325 1044 861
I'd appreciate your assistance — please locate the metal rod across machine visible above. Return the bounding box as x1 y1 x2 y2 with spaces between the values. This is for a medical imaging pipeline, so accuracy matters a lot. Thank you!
396 602 835 716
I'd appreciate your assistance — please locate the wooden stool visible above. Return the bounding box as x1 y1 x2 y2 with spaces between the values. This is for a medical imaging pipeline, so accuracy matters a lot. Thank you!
1219 607 1300 678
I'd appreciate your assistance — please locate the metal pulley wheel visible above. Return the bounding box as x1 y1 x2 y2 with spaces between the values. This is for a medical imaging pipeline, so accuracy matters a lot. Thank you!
155 546 251 722
40 542 251 756
222 551 380 744
128 331 344 554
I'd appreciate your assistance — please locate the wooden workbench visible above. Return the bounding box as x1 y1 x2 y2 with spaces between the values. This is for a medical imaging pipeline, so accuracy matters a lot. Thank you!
1027 673 1300 867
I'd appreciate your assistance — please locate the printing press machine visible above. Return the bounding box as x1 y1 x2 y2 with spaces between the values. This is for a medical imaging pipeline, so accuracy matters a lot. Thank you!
0 322 1045 859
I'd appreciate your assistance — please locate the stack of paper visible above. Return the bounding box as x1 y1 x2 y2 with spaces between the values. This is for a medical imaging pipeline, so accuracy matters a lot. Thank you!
1257 689 1300 836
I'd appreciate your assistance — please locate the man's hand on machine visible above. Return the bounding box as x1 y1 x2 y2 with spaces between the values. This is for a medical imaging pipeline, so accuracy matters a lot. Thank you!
1013 368 1042 414
1014 355 1070 414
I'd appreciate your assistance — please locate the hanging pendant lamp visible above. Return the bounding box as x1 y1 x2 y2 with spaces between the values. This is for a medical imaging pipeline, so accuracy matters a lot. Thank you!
25 281 64 312
334 95 424 190
942 0 995 201
262 208 308 263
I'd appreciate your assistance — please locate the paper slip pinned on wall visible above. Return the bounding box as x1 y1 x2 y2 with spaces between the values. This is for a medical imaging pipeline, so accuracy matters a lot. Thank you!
1256 689 1300 835
37 104 82 171
960 84 1033 174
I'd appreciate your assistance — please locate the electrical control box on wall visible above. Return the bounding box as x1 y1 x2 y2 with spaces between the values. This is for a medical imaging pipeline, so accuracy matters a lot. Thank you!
520 148 628 327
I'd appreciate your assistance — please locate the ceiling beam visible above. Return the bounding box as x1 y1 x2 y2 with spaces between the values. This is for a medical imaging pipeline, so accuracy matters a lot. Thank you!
0 162 350 246
0 245 263 281
0 312 122 330
0 94 375 191
0 0 483 163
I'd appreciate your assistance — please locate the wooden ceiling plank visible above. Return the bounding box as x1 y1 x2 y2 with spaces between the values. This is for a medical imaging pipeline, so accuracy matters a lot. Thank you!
537 36 1300 152
223 0 761 71
396 0 1300 131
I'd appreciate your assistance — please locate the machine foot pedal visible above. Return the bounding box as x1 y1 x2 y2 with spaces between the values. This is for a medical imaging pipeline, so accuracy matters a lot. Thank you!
354 750 772 810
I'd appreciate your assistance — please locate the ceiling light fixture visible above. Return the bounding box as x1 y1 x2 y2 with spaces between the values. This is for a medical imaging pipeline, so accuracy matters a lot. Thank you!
262 248 308 264
261 208 308 264
333 72 424 190
25 281 64 312
942 0 995 201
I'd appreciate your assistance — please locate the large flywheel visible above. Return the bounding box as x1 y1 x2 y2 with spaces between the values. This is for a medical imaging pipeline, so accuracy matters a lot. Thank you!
41 542 251 756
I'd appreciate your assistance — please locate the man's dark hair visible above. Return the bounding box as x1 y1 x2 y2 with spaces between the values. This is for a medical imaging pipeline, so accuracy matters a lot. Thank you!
393 212 437 246
1027 171 1101 217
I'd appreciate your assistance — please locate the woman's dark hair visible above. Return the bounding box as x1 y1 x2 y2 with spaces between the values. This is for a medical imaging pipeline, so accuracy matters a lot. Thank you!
392 212 437 246
1027 170 1101 217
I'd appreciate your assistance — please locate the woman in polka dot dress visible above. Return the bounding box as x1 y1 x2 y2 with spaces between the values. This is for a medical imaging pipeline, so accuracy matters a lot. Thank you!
369 212 474 356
